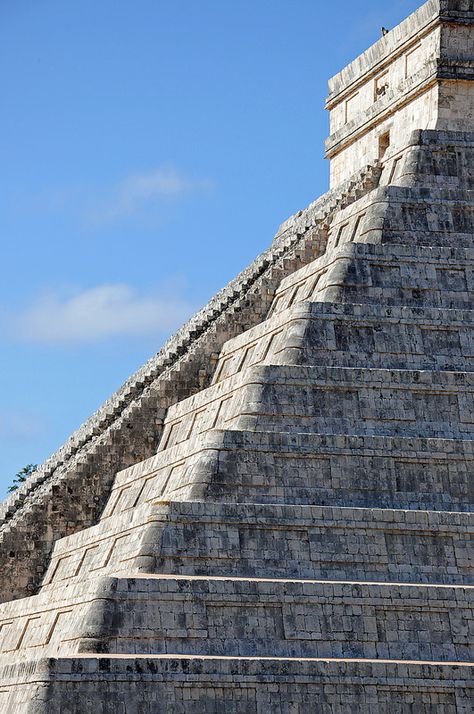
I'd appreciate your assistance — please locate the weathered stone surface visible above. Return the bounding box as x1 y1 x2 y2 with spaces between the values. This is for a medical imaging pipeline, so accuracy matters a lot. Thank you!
1 1 474 710
326 1 474 187
1 658 472 714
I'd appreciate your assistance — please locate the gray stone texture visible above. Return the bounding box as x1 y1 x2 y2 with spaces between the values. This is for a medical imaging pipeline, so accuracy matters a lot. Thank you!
1 1 474 711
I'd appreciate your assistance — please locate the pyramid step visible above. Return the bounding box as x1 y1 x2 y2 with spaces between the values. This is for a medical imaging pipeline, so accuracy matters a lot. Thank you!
106 430 474 512
39 501 473 588
149 502 474 586
1 575 470 663
331 183 474 248
271 243 474 313
3 573 472 663
1 655 472 713
67 575 474 662
361 186 474 247
160 364 474 443
213 302 474 379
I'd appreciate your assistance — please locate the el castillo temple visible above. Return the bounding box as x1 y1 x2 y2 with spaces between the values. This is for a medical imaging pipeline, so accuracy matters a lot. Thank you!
1 1 474 711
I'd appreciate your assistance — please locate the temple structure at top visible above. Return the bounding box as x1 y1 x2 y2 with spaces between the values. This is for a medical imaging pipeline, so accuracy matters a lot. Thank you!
326 0 474 186
0 1 473 711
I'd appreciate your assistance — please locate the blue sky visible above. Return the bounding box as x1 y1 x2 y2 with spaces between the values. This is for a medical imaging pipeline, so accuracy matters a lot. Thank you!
0 0 421 496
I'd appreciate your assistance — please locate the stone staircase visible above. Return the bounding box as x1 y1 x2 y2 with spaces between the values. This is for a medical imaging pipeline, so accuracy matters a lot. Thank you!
0 161 383 605
0 131 473 711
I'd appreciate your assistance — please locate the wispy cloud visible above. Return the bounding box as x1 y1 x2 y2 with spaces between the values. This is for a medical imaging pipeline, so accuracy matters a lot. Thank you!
8 282 195 344
89 166 213 224
32 165 214 227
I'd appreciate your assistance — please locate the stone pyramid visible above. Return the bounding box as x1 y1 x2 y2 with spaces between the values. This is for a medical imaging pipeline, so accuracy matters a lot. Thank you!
0 1 473 711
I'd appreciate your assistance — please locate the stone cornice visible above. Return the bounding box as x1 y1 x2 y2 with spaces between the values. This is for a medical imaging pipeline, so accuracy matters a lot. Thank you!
326 0 474 110
325 61 438 158
325 57 474 159
437 57 474 80
326 0 440 105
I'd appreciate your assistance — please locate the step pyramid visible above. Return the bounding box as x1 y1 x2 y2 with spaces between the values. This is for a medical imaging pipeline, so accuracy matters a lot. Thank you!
1 1 473 711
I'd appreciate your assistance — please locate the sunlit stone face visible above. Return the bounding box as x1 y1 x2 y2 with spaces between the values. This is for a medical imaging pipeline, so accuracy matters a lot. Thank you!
326 1 474 187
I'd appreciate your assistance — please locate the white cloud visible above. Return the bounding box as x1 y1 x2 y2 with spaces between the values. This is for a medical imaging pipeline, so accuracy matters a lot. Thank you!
10 283 195 344
90 167 213 224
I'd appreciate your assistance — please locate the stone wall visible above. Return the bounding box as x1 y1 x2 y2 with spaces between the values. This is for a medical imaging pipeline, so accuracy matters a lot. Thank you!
1 1 474 707
0 163 382 603
1 658 471 714
326 1 474 186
